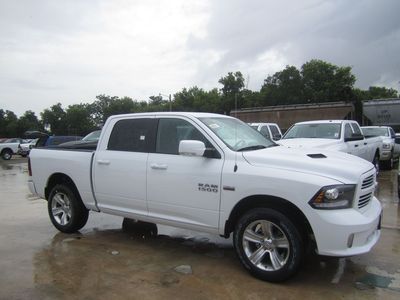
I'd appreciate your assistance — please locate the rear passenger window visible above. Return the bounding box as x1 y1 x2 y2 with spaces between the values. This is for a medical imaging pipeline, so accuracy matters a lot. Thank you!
108 118 156 152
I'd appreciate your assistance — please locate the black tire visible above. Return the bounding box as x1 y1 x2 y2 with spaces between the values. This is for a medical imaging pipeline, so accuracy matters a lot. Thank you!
373 153 380 174
380 154 394 170
48 184 89 233
233 208 303 282
122 218 158 237
1 149 13 160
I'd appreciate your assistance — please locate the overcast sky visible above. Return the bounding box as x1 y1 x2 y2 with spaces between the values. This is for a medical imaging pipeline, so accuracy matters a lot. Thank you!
1 0 399 116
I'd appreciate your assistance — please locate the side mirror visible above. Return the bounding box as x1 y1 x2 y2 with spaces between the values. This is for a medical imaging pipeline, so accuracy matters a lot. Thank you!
344 134 364 142
273 134 282 141
179 140 206 157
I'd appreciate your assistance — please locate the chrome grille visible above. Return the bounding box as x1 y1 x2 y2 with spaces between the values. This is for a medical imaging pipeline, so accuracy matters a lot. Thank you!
358 193 372 209
361 174 374 189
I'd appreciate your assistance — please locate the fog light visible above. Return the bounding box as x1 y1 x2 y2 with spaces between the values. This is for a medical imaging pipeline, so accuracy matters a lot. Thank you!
347 234 354 248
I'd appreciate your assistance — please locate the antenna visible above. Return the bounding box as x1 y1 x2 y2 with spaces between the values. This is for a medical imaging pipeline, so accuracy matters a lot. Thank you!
234 92 238 172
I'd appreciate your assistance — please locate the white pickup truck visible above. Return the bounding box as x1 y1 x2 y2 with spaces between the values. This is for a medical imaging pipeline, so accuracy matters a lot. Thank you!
28 112 382 282
361 126 400 170
279 120 383 171
0 139 21 160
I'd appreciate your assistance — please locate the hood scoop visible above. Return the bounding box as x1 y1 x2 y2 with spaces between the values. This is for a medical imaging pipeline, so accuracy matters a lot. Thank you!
307 153 327 159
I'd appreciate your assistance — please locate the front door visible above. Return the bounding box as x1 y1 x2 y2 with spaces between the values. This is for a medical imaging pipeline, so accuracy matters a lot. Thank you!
147 117 223 230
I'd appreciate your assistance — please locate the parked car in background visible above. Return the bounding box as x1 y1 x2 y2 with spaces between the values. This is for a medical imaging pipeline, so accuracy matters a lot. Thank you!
57 130 101 149
249 123 282 141
35 135 82 148
0 139 21 160
279 120 383 171
361 126 400 169
18 139 38 157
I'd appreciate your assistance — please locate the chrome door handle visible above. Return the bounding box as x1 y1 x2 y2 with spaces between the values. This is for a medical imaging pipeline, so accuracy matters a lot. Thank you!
97 160 110 165
150 163 168 170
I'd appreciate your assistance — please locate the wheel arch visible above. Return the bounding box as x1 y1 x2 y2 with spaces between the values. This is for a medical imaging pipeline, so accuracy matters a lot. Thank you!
1 147 13 154
45 173 82 203
224 195 315 244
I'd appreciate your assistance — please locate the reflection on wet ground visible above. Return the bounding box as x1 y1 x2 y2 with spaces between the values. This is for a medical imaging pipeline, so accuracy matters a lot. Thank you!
0 158 399 299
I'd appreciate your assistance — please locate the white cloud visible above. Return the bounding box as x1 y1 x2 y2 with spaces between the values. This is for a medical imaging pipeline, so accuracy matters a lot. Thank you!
0 0 399 116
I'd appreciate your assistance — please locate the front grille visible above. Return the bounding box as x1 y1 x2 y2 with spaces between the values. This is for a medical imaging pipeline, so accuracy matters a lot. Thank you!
361 174 374 189
358 193 372 209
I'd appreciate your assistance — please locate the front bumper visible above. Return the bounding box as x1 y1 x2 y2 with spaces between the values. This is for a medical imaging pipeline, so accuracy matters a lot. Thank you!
311 197 382 257
380 150 392 161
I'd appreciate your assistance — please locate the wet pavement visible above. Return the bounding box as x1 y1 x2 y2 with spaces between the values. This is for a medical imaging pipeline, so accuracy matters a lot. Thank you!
0 158 399 300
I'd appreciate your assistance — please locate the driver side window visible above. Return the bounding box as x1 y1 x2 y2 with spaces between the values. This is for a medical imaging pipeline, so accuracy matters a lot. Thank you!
156 118 212 155
344 124 353 139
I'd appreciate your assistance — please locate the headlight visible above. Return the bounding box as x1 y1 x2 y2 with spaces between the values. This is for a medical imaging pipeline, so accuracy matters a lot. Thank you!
382 143 391 150
309 184 356 209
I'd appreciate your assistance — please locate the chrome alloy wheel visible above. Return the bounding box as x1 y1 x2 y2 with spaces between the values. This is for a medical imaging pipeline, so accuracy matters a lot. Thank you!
242 220 290 271
51 192 72 226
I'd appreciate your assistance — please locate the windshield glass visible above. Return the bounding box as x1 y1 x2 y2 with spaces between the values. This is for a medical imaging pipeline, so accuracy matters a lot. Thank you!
82 130 101 141
361 127 388 137
200 117 276 151
283 123 341 139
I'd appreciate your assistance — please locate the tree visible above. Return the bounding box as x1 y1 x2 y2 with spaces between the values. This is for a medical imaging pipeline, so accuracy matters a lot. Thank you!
17 110 42 137
40 103 67 135
355 86 399 100
260 65 303 106
0 109 19 137
301 59 355 102
65 104 96 136
218 71 245 114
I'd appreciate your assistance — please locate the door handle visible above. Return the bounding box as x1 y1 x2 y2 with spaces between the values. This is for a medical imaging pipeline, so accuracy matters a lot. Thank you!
354 145 359 148
150 163 168 170
97 160 110 165
364 142 367 145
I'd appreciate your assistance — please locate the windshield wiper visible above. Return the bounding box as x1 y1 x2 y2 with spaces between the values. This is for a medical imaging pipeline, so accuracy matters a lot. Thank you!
237 145 267 151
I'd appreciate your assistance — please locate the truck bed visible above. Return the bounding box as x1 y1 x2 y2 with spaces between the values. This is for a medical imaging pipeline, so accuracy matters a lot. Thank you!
29 148 98 211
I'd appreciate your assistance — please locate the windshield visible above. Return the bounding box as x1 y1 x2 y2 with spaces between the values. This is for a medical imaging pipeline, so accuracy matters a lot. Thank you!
82 130 101 141
283 123 341 139
361 127 389 137
200 117 276 151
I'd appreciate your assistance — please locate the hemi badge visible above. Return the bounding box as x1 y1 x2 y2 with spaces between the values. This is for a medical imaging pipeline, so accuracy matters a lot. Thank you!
223 186 235 191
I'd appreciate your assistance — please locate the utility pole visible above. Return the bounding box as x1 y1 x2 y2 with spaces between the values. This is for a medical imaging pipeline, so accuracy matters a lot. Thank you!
169 94 172 112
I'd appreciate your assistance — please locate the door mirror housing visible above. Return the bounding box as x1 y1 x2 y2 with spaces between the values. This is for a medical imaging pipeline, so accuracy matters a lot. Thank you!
273 134 282 141
344 134 364 142
179 140 206 157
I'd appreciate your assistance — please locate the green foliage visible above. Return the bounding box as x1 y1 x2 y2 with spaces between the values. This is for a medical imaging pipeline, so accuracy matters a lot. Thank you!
41 103 67 135
354 86 399 100
218 71 245 114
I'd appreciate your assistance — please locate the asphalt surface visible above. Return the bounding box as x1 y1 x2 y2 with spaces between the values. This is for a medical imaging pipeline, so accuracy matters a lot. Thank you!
0 157 399 300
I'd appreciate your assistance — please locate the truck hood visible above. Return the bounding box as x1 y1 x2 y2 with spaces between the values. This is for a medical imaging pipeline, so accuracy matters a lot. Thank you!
242 146 373 183
278 138 340 149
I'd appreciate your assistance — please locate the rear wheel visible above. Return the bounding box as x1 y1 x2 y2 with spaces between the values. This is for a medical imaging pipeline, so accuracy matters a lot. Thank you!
233 208 303 282
1 149 12 160
48 184 89 233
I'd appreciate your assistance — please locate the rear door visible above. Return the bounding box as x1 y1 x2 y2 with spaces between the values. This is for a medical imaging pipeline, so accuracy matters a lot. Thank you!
146 116 224 229
93 117 157 215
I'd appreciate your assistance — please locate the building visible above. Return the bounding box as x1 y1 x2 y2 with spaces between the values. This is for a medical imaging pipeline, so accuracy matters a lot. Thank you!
232 101 355 132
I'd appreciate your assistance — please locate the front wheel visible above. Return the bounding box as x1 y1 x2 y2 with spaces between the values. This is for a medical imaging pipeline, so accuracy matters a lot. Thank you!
233 208 303 282
48 184 89 233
